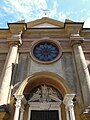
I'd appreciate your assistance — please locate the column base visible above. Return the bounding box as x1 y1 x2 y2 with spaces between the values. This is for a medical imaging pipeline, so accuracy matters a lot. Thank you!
0 105 10 120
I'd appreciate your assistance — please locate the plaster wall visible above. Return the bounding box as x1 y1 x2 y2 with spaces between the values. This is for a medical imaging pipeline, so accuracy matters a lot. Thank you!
14 53 31 85
29 52 77 92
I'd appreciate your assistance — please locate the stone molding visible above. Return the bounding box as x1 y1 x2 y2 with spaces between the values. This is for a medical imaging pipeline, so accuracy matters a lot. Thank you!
28 102 61 110
30 39 62 64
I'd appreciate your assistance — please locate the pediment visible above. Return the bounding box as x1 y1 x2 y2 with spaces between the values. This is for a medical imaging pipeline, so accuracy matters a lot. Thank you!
32 23 60 28
27 17 64 28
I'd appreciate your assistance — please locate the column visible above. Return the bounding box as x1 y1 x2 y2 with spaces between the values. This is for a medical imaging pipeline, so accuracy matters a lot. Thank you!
13 95 23 120
58 108 62 120
0 42 20 105
19 105 24 120
28 106 31 120
70 35 90 108
63 94 75 120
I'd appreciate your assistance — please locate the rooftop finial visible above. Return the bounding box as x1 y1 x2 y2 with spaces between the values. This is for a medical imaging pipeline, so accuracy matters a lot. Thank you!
42 9 50 17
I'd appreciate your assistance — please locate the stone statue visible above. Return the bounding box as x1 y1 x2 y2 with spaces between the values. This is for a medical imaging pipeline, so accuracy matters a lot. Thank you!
29 84 61 102
41 84 48 102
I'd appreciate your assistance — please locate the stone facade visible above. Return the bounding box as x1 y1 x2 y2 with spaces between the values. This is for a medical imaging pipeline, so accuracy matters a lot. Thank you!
0 17 90 120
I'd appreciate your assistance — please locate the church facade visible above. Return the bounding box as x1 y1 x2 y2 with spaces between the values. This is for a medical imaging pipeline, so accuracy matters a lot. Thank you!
0 17 90 120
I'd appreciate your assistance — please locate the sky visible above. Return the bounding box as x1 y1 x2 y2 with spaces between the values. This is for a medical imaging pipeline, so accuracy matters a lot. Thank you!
0 0 90 28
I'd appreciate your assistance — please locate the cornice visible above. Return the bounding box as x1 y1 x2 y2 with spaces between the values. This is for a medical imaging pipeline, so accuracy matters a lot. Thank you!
64 22 84 35
8 23 26 34
0 18 90 38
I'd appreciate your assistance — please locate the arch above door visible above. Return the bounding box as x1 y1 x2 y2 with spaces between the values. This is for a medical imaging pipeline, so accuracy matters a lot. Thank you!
15 71 71 99
13 72 76 120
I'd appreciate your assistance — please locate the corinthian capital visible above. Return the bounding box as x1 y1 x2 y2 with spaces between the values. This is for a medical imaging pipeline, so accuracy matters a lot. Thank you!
14 95 24 108
14 94 24 100
63 94 75 108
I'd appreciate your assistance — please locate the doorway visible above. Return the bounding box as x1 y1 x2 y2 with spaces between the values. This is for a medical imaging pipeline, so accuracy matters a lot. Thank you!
30 110 59 120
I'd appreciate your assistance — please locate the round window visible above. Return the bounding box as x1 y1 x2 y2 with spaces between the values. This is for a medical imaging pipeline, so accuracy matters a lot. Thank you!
31 40 62 64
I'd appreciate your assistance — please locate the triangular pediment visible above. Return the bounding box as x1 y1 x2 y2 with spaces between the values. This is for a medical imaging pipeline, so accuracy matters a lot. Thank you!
27 17 64 28
32 23 60 28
